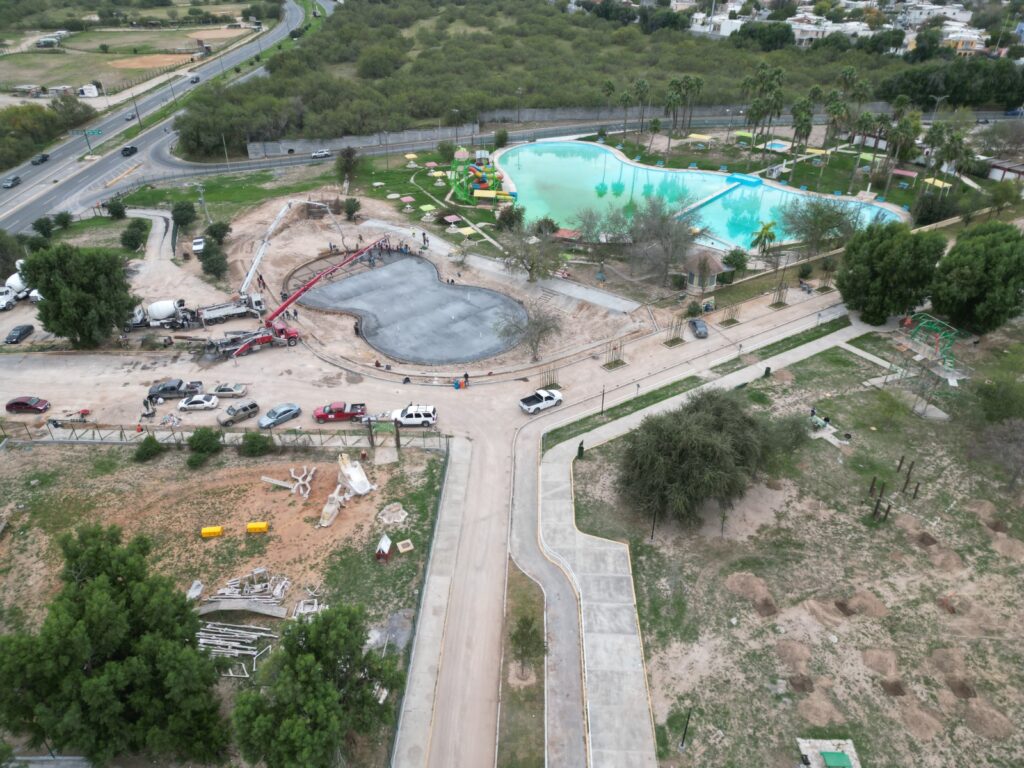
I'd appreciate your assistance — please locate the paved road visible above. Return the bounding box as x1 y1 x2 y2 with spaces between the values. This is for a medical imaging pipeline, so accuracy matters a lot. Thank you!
0 0 306 232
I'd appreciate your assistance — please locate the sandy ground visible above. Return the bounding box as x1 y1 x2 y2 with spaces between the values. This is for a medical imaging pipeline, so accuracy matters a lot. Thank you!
110 53 193 69
188 28 248 40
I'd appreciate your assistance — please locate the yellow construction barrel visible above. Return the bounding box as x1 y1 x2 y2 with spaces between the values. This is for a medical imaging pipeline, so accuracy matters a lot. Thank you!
246 522 269 534
201 526 223 539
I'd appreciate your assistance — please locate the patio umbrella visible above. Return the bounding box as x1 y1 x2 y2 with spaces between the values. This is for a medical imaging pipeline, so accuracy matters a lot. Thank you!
457 226 476 236
443 214 462 223
454 149 471 160
425 161 438 168
419 204 436 212
400 196 415 203
404 153 418 160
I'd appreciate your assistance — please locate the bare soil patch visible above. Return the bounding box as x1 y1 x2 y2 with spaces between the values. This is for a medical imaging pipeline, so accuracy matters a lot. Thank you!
862 648 897 677
725 571 777 616
797 691 845 727
788 674 814 693
965 699 1015 740
188 28 247 40
880 678 907 697
847 589 889 617
900 700 944 742
916 531 937 547
111 53 192 68
947 677 977 700
776 639 811 675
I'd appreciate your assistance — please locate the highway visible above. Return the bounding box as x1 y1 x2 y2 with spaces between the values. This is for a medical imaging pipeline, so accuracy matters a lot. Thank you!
0 0 307 232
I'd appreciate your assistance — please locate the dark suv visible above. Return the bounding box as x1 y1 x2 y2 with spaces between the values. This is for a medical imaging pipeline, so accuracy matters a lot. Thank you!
121 145 138 157
31 153 49 165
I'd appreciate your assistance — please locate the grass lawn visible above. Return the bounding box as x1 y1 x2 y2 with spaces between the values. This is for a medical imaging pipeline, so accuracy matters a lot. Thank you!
572 318 1024 766
52 215 151 255
497 560 545 768
0 50 154 90
63 28 213 54
542 375 702 452
123 168 333 222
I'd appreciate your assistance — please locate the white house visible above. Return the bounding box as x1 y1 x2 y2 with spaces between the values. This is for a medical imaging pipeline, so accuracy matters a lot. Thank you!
689 12 746 37
899 2 972 28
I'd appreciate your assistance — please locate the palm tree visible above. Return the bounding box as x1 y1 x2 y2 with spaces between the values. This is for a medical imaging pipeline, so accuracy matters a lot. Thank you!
760 84 785 162
667 78 683 135
685 76 704 134
633 79 650 144
664 90 681 154
851 79 871 117
838 66 858 99
938 129 969 196
791 97 813 150
602 80 616 113
891 94 911 121
648 118 661 154
618 91 632 145
848 111 875 193
882 113 921 196
751 220 778 269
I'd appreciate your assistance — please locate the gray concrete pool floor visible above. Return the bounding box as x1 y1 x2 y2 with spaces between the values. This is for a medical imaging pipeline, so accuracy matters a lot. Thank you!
298 256 527 365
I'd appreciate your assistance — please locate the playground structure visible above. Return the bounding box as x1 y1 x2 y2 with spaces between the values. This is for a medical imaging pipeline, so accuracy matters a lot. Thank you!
451 148 517 206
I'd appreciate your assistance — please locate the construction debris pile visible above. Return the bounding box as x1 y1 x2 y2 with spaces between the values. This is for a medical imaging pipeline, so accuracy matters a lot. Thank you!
197 622 277 678
208 567 290 605
293 583 329 619
262 466 317 499
319 454 377 528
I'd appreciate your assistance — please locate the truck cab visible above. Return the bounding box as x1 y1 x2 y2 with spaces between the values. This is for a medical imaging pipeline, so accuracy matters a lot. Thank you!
314 402 367 423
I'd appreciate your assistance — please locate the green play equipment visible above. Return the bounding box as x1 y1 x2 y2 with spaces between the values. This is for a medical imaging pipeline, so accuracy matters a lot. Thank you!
906 312 968 369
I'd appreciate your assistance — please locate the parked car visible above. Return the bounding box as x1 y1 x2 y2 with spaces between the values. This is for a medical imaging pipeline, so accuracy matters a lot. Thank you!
313 402 366 423
5 396 50 414
121 145 138 157
178 394 219 411
391 404 437 427
217 398 259 426
192 237 205 255
5 324 34 344
2 176 21 189
519 389 562 415
148 378 203 402
30 153 49 165
212 383 247 398
311 149 331 159
688 318 709 339
259 403 302 429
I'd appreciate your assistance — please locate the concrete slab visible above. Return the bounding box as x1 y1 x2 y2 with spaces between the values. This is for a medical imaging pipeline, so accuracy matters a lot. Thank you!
300 257 526 365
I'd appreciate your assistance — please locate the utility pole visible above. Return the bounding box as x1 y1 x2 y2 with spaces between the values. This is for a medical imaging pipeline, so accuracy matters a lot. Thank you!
131 90 143 129
929 94 948 124
221 133 231 167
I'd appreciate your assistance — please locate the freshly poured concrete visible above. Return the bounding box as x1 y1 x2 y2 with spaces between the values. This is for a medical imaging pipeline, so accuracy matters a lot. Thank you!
299 256 526 365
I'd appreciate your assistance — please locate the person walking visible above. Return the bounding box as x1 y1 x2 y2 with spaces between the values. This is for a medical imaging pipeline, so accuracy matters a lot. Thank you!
463 372 469 388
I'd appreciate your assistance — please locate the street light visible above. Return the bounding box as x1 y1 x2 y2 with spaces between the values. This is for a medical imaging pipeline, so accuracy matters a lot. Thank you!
929 94 948 124
516 87 524 125
725 108 732 143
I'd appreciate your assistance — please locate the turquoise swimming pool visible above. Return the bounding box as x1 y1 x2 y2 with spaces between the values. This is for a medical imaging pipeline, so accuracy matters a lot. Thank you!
496 141 901 249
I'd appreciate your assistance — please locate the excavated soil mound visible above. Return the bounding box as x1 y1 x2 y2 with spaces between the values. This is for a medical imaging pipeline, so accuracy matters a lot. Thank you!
725 571 777 616
798 691 845 727
900 701 944 742
916 531 938 547
848 589 889 617
967 499 997 525
930 648 966 676
965 699 1015 740
862 648 897 677
776 639 811 675
929 547 964 571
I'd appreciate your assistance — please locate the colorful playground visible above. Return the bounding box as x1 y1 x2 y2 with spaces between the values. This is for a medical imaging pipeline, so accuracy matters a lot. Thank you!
450 148 517 206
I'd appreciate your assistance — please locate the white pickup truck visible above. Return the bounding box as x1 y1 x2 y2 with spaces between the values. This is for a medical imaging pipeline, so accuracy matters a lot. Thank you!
519 389 563 415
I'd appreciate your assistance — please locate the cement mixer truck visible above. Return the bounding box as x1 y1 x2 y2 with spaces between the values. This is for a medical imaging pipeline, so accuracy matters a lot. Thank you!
125 299 196 332
2 262 32 310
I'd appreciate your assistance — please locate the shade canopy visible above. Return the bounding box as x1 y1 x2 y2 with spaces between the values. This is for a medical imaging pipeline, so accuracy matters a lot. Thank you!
457 226 476 236
419 204 436 212
443 214 462 223
400 196 416 203
404 153 418 159
687 133 712 141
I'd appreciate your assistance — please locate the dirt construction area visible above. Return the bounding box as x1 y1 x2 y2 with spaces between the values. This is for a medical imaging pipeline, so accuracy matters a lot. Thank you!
110 53 193 69
0 443 442 641
573 324 1024 767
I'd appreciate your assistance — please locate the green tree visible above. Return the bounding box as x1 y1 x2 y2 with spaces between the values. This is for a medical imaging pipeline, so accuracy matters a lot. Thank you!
436 141 455 163
335 146 358 182
630 196 700 286
21 244 136 348
0 227 23 277
780 197 860 256
233 605 402 768
343 197 361 221
496 204 526 231
120 222 147 251
974 373 1024 423
617 390 804 527
205 220 231 244
930 222 1024 333
502 227 561 282
835 222 945 325
31 216 53 239
509 615 546 679
990 179 1022 218
199 241 228 279
0 526 227 766
53 211 73 229
171 201 197 228
723 248 748 277
494 128 509 149
750 220 777 268
106 198 126 220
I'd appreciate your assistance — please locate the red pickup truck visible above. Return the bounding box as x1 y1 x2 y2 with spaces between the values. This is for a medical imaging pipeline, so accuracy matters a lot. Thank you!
313 402 367 424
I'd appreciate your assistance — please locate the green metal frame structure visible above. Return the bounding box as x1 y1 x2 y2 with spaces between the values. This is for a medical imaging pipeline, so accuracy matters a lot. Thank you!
907 312 967 369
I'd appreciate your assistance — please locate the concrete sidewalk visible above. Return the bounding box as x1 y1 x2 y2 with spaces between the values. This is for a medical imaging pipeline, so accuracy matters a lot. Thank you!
393 436 472 768
535 314 880 767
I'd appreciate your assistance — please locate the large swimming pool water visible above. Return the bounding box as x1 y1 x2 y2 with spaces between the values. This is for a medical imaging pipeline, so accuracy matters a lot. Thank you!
496 141 901 249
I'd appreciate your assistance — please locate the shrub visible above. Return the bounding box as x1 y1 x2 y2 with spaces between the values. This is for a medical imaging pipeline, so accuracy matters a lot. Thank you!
133 434 164 462
685 300 702 317
239 431 274 457
106 198 126 219
199 242 228 278
343 197 361 221
496 205 525 231
188 427 223 457
494 128 508 149
53 211 73 229
671 274 687 290
205 220 231 244
437 141 455 163
120 219 148 251
186 451 210 469
798 262 813 279
171 201 197 228
32 217 54 239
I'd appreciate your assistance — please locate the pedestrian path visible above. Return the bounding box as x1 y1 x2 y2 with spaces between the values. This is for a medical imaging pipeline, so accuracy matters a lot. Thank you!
533 315 878 767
